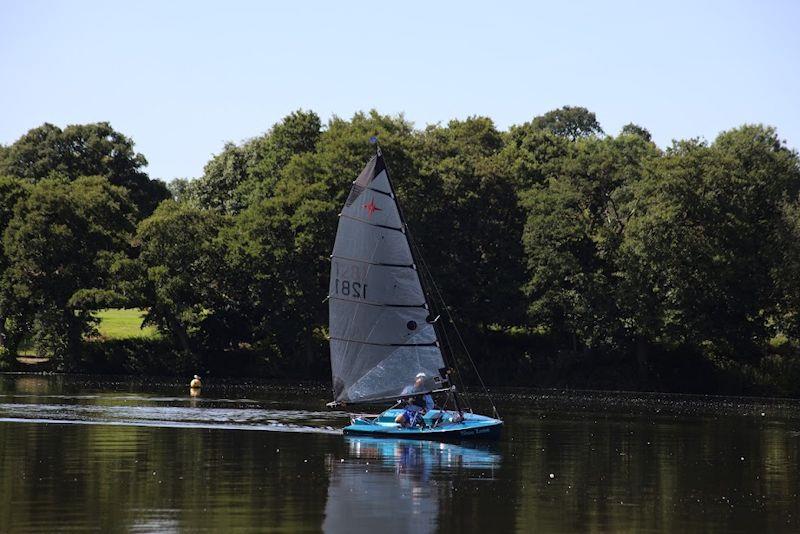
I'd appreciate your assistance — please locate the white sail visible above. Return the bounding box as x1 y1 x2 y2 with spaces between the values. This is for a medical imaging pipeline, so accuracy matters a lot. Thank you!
328 153 445 403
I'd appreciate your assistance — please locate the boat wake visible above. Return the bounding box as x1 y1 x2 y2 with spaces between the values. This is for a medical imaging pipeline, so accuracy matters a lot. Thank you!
0 402 344 435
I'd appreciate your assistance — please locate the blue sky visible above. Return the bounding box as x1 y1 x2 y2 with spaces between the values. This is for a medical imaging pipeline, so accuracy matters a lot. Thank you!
2 0 798 181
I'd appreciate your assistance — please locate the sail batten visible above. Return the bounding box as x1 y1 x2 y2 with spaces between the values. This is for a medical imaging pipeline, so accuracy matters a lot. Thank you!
328 296 426 308
330 254 414 268
364 187 393 197
328 337 438 348
339 213 404 232
328 152 446 404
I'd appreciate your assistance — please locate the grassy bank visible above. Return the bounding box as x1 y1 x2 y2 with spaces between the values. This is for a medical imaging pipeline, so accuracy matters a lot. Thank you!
15 308 159 363
92 309 160 340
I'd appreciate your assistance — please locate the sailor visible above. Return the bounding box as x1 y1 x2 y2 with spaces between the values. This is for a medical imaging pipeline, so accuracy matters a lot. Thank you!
395 372 435 428
189 375 202 389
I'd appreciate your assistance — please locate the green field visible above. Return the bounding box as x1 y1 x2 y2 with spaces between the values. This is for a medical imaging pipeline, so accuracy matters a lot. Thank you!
93 308 160 340
15 308 160 361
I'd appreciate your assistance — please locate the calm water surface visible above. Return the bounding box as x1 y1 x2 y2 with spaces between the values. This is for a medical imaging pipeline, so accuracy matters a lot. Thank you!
0 374 798 533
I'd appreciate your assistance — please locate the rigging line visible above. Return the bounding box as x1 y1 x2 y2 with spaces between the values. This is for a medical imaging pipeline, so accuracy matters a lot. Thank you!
419 258 480 412
400 219 471 408
409 246 464 400
378 147 480 413
412 246 461 391
437 312 471 411
411 243 472 411
411 238 498 418
378 149 451 364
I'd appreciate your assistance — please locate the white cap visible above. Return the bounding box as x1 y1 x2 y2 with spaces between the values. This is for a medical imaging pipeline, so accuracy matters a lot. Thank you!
415 372 427 379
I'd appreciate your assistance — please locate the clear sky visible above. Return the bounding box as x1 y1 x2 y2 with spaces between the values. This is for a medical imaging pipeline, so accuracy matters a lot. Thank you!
2 0 799 181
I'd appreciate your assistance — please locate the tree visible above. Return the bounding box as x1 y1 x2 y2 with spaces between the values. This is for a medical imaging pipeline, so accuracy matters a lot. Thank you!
212 111 417 370
775 196 800 342
620 123 652 142
412 117 527 330
620 125 800 361
3 176 137 368
502 125 571 189
0 176 29 366
0 122 169 216
529 106 604 141
521 134 659 351
192 110 323 214
222 185 336 370
246 108 323 198
193 142 250 213
167 178 200 205
132 201 231 355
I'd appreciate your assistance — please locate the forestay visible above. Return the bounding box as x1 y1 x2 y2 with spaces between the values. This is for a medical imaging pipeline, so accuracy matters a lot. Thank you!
329 152 446 404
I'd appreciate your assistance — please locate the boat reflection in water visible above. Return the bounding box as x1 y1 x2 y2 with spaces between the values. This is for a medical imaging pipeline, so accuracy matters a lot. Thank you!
323 437 501 533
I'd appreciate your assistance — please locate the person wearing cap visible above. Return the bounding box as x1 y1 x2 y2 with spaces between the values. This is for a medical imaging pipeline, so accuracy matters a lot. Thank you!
395 372 434 428
189 375 202 389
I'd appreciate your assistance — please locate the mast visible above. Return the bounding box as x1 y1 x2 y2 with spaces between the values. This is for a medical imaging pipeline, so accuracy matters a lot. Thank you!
374 146 455 387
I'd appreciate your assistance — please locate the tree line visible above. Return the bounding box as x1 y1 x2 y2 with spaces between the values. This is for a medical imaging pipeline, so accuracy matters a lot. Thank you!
1 109 799 394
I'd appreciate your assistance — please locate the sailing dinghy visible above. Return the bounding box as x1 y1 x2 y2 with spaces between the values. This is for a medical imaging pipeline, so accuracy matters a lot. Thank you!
326 146 502 441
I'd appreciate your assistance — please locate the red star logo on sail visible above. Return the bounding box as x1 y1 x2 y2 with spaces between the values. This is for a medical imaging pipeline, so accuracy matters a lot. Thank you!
363 198 382 218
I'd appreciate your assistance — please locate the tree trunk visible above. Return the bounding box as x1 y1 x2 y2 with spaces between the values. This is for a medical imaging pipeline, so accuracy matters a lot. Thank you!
162 306 192 354
0 310 6 350
303 326 316 372
0 310 11 370
61 310 83 371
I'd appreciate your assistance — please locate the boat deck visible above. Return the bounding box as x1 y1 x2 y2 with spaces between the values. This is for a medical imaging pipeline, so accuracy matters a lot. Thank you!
343 409 502 441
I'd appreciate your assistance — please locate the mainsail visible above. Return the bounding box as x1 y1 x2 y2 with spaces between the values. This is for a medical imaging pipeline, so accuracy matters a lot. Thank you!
329 151 446 404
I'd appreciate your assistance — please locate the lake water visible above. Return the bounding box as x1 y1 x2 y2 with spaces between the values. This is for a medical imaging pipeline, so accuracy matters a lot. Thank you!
0 374 798 533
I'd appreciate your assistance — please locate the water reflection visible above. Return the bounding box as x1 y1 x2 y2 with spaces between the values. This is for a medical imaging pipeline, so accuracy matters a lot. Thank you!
1 374 800 532
11 376 50 395
346 436 501 472
323 438 501 533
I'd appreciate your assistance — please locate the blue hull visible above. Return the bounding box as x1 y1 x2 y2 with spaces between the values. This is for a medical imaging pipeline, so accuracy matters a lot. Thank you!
342 409 502 441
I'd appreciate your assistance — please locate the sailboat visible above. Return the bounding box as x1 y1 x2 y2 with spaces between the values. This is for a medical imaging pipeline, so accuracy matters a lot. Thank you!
326 145 503 440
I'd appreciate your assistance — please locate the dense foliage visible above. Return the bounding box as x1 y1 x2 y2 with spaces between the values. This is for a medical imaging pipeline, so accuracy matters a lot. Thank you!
2 108 800 395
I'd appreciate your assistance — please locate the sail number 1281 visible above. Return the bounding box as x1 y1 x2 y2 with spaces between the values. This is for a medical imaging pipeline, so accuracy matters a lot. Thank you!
334 279 367 300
